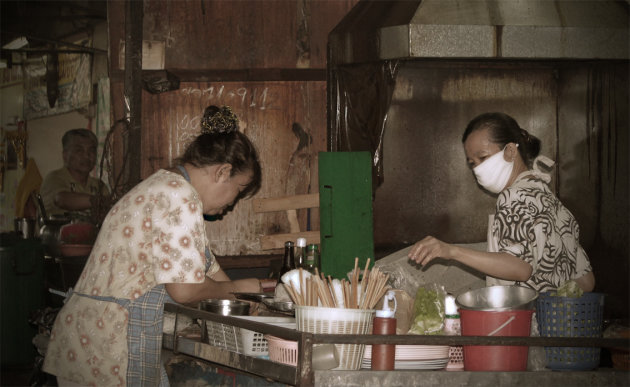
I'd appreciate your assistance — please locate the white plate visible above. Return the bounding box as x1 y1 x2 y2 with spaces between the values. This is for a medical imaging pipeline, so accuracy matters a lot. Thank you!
363 345 450 361
362 357 449 370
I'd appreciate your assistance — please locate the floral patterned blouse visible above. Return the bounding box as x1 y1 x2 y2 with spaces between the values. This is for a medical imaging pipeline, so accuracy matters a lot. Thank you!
43 169 220 386
486 168 593 293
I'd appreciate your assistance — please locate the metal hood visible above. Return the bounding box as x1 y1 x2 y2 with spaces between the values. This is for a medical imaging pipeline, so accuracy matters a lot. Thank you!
329 0 629 64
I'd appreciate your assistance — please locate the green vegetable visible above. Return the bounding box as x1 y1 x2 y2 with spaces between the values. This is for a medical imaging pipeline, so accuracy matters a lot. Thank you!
552 280 583 298
409 286 444 335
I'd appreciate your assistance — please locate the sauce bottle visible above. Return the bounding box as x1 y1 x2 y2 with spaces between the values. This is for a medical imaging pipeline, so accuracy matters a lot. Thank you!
371 290 397 370
295 237 307 268
278 241 295 283
304 243 320 274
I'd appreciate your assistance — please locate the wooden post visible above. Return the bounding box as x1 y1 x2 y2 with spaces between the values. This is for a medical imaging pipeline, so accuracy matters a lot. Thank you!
123 0 143 190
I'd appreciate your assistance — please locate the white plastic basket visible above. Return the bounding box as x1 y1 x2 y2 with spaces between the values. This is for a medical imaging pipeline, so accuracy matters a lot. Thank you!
205 316 295 357
266 335 298 366
295 305 374 370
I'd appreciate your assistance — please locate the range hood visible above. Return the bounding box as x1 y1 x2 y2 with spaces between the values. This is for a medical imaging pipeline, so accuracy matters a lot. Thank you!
329 0 629 64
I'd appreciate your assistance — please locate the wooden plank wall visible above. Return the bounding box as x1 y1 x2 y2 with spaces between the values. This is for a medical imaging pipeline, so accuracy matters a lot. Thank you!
107 1 358 256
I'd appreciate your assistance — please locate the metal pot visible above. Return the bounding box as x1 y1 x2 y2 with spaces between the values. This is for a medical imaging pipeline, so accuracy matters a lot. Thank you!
456 285 538 311
200 299 250 316
33 192 71 257
39 215 71 257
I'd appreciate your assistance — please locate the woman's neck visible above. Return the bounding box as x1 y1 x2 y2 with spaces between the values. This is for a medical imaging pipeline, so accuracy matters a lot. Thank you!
506 160 530 188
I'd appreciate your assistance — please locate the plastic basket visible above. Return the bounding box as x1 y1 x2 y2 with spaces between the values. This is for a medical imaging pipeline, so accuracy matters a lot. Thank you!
295 305 374 370
205 316 295 357
536 292 604 370
447 346 464 370
266 335 298 366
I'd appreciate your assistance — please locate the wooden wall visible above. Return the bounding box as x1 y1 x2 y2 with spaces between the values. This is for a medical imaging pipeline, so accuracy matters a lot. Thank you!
107 1 358 256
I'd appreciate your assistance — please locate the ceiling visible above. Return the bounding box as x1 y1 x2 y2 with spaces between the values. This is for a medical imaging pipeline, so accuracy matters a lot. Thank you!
1 0 107 60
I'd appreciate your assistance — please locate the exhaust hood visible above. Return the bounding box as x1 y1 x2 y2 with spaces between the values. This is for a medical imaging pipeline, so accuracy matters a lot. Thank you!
329 0 629 64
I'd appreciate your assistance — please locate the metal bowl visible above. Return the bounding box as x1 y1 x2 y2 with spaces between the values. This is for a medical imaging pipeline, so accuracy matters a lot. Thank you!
262 298 295 313
199 299 250 316
456 286 538 311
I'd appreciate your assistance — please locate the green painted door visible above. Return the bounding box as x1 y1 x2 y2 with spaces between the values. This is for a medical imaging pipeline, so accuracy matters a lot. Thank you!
318 151 374 279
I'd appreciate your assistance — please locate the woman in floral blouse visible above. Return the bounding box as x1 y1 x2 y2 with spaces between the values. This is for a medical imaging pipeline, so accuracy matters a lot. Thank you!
407 112 595 293
44 106 263 386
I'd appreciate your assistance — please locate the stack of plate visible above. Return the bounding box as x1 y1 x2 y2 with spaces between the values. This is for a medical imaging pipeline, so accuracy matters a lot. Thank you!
362 345 450 370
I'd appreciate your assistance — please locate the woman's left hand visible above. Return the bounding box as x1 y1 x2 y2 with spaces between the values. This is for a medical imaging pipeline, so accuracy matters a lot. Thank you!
407 236 454 266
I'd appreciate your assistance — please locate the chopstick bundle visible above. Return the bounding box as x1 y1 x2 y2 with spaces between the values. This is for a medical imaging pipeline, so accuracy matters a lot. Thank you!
281 258 389 310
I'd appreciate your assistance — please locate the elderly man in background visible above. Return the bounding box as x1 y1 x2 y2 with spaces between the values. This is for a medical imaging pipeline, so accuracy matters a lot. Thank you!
40 128 110 224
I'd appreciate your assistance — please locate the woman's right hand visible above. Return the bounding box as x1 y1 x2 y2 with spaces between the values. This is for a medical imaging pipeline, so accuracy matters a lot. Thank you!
407 236 455 266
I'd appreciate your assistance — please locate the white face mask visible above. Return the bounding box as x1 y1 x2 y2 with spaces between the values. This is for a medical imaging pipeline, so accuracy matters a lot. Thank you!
473 145 516 193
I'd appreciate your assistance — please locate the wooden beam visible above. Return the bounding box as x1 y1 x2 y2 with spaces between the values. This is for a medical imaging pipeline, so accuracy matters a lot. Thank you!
260 231 320 250
110 68 327 83
286 209 300 233
252 193 319 213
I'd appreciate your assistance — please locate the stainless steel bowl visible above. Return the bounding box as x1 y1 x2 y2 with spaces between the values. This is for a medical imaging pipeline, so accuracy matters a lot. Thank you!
456 286 538 311
262 298 295 313
199 299 250 315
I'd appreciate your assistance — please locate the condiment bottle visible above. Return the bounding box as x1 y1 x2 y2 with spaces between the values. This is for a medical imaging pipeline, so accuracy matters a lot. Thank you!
443 294 460 335
371 290 397 370
304 243 320 274
278 241 295 283
295 237 307 268
444 293 464 371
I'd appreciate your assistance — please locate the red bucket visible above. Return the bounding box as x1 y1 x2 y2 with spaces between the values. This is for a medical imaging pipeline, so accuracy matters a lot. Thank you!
460 309 533 371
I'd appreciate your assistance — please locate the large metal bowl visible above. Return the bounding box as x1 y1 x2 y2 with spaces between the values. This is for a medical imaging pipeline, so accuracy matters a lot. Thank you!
456 286 538 311
199 299 250 316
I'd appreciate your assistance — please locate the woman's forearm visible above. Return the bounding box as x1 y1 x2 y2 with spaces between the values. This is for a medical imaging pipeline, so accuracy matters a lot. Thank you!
165 277 237 304
450 245 533 282
165 277 262 304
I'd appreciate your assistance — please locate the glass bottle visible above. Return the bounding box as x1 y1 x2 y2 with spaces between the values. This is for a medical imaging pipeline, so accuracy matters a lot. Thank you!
295 237 307 268
305 243 320 274
278 241 295 282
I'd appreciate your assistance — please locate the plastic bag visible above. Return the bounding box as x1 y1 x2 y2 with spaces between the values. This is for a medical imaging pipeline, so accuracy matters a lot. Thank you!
408 283 446 335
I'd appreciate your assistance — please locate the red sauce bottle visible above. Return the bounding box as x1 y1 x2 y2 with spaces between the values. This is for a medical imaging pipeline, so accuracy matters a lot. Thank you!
371 290 397 370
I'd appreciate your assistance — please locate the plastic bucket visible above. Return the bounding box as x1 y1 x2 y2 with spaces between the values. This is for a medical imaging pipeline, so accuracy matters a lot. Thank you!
460 309 533 371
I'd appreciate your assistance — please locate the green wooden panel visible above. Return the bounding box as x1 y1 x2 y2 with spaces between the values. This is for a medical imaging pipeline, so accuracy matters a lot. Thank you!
318 151 374 279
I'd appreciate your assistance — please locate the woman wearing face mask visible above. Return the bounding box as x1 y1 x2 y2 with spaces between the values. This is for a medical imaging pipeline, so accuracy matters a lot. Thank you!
43 105 264 386
408 112 595 293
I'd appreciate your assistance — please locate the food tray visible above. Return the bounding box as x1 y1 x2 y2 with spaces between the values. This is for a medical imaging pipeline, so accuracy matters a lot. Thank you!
205 316 295 357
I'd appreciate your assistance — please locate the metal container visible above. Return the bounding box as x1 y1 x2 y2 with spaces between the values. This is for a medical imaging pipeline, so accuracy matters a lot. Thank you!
456 285 538 311
14 218 36 239
262 298 295 313
200 299 250 316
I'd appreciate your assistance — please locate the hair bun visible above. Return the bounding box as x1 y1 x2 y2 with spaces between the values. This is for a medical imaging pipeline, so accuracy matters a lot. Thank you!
201 105 238 134
520 128 530 143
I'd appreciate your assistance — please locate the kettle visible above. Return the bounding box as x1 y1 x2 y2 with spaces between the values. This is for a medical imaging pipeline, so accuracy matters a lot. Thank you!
34 193 71 257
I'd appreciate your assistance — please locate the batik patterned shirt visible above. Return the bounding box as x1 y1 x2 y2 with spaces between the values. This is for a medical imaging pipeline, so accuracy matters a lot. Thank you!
486 169 592 292
43 169 220 386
